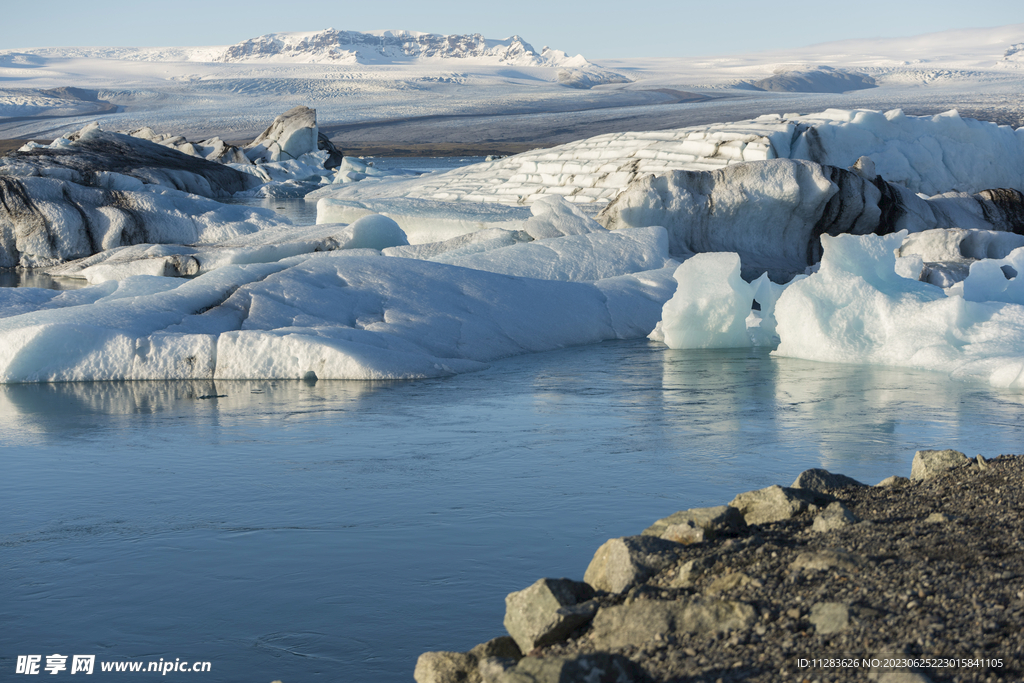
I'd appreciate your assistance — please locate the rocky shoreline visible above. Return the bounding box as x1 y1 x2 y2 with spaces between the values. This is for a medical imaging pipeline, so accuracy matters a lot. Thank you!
415 451 1023 683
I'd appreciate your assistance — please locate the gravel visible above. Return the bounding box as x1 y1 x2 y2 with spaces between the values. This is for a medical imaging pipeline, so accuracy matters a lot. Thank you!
442 454 1024 683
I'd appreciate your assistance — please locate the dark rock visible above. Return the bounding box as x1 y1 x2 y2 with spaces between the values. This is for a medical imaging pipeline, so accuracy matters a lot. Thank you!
791 468 865 493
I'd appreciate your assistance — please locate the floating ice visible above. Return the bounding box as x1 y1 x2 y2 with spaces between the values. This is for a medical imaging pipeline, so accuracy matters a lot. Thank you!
419 226 674 282
773 232 1024 389
0 252 675 382
244 106 319 163
651 255 795 349
897 228 1024 287
1 125 261 198
655 253 754 349
317 197 532 244
43 215 408 284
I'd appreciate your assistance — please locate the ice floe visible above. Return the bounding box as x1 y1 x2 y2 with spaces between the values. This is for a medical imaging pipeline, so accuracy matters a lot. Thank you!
0 175 289 268
773 232 1024 388
654 229 1024 389
4 125 262 198
0 251 675 382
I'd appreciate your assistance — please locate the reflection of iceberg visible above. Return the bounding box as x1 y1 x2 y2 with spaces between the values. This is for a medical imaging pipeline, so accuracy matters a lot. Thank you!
0 378 389 435
654 344 1023 477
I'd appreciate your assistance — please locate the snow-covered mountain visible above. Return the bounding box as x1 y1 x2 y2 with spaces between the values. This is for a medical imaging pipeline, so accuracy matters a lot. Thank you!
2 24 1023 144
7 29 592 68
216 29 589 67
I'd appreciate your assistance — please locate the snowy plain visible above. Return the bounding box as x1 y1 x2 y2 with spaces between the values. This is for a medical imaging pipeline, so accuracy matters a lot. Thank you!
1 24 1023 145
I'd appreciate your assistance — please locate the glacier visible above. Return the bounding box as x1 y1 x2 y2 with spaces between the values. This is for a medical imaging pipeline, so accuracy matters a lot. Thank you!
311 108 1024 209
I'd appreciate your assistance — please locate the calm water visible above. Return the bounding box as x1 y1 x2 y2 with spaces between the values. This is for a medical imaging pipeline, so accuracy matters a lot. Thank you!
3 342 1023 682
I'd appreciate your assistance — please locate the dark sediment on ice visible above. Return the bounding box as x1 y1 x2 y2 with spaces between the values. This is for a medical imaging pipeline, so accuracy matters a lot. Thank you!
416 452 1024 683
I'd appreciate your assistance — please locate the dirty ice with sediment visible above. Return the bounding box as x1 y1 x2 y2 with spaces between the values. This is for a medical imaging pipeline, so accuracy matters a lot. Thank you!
2 25 1024 386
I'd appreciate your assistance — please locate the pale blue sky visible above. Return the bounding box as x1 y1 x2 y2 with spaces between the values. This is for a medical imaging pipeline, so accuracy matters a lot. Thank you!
4 0 1022 59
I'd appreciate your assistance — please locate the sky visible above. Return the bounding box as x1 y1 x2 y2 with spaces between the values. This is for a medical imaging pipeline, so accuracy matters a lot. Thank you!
2 0 1022 59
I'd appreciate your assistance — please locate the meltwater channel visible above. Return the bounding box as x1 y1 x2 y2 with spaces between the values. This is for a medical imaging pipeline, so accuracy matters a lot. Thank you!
3 158 1024 681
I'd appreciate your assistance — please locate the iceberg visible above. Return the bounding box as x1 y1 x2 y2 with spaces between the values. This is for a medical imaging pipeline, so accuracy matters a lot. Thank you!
0 175 290 268
244 106 320 164
599 159 1024 281
2 125 262 198
773 232 1024 389
42 215 408 284
0 251 675 382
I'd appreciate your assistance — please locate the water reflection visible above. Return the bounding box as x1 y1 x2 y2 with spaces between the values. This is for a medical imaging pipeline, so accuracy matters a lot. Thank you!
0 269 90 290
3 340 1024 683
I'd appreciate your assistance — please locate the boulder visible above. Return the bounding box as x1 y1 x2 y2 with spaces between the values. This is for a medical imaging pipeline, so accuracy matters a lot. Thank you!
415 637 522 683
588 597 756 649
660 521 705 545
729 485 819 525
491 653 649 683
584 536 681 594
791 468 864 492
415 651 477 683
911 449 969 480
503 578 596 652
809 601 849 634
876 475 910 487
812 501 860 533
470 637 521 660
642 505 746 539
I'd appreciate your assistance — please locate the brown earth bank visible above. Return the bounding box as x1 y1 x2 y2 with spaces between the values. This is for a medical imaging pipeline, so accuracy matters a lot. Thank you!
415 452 1024 683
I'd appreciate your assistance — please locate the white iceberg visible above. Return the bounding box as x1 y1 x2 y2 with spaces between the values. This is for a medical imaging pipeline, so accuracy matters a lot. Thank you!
0 251 674 382
773 232 1024 389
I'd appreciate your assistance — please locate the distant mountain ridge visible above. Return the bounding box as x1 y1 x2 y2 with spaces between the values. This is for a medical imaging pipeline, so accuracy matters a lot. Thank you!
217 29 587 66
1 29 592 68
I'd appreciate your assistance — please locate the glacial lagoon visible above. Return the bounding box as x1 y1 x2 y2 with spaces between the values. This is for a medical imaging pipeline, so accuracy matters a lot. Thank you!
3 341 1023 681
